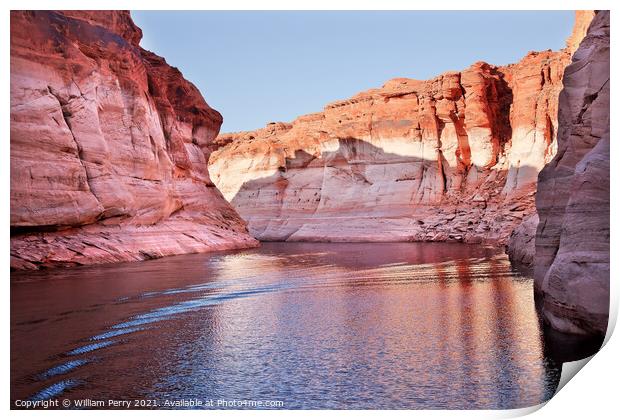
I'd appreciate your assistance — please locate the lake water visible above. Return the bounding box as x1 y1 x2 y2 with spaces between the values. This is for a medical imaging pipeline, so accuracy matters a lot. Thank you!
11 242 564 409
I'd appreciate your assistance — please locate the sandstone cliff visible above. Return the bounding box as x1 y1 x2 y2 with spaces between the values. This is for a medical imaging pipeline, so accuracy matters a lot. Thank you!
565 10 597 54
533 11 610 337
10 11 258 270
210 44 572 243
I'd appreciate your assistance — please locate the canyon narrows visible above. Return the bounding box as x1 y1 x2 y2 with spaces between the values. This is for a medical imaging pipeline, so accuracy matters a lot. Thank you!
10 10 610 409
9 10 608 338
10 11 258 270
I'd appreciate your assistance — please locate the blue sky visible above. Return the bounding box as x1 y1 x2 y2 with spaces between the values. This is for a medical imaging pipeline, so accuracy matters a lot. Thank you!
131 11 575 133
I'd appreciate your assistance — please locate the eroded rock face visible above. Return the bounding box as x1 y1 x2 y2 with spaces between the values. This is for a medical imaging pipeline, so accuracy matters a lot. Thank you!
507 213 539 268
534 11 610 336
10 11 258 270
210 50 571 243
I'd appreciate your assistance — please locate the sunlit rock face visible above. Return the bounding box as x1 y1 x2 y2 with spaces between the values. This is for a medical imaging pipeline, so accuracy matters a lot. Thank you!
565 10 596 55
210 46 572 243
534 11 610 337
10 11 258 270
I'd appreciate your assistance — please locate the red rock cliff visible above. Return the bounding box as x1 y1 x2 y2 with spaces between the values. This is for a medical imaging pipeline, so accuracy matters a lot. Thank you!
209 39 573 243
10 11 258 270
534 11 610 336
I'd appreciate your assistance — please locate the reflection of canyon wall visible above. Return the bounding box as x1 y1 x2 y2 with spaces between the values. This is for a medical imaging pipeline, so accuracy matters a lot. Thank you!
210 46 573 243
10 11 257 270
533 11 609 337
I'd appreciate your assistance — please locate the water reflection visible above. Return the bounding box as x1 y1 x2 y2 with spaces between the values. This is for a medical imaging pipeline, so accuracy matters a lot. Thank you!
12 243 565 409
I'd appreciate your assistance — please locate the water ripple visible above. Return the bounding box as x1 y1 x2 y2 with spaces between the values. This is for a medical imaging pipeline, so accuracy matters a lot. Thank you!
90 327 145 341
38 360 89 380
29 380 81 401
66 340 116 356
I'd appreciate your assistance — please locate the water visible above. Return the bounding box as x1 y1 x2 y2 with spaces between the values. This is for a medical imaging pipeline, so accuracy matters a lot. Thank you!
11 242 563 409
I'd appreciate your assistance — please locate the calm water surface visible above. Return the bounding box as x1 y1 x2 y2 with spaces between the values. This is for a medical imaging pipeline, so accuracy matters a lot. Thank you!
11 243 562 409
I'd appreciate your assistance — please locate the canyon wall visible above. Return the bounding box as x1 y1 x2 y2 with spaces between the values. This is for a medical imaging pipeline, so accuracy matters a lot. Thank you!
507 10 596 266
10 11 258 270
533 11 610 336
210 39 574 243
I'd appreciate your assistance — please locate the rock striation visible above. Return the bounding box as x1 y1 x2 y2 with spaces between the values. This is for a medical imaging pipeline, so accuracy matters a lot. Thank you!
10 11 258 270
210 44 574 243
533 11 610 336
